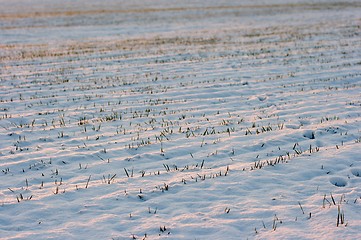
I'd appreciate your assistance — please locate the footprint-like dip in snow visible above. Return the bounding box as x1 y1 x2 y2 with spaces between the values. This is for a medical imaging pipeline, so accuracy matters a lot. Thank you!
299 119 311 126
285 124 300 129
329 177 347 187
257 96 267 101
351 168 361 177
303 130 315 139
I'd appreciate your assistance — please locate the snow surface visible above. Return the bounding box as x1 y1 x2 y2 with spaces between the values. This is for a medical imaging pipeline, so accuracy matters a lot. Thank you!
1 0 361 239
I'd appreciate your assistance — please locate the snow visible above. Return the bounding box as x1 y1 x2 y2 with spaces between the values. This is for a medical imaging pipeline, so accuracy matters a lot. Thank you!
1 0 361 239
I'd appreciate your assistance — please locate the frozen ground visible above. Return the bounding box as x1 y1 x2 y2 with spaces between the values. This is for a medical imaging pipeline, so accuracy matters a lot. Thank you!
0 0 361 239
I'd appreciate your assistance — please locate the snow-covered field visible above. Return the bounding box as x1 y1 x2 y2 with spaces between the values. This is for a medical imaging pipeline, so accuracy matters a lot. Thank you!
1 0 361 239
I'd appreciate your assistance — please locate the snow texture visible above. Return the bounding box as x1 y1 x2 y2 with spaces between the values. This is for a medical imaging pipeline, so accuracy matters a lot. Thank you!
0 0 361 239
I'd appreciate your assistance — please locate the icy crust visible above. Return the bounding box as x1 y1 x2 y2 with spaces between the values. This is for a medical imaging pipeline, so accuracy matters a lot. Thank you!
0 0 361 239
